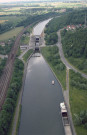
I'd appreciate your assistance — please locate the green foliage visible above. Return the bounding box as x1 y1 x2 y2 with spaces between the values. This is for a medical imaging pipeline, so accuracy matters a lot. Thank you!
23 49 33 62
61 28 87 73
45 32 58 45
0 38 15 55
61 28 87 58
70 70 87 90
69 70 87 135
41 46 66 89
74 110 87 127
44 9 87 45
0 59 24 135
17 12 59 27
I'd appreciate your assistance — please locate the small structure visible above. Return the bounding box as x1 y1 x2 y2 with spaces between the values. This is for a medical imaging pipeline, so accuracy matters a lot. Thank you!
52 80 55 85
35 35 40 43
20 45 28 51
66 25 76 31
60 102 72 135
0 42 5 47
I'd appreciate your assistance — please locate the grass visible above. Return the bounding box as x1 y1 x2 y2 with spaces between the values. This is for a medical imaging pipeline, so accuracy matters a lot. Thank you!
15 104 22 135
69 70 87 135
20 36 30 45
8 91 22 135
0 26 24 41
0 20 8 24
0 16 26 26
23 49 33 62
68 57 87 74
41 46 66 90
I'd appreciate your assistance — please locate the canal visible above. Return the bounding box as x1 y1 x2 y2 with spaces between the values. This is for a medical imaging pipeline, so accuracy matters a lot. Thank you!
18 19 65 135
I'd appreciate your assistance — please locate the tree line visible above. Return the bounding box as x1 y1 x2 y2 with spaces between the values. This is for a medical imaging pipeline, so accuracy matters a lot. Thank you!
70 70 87 129
61 28 87 58
0 59 24 135
44 9 87 45
42 46 65 71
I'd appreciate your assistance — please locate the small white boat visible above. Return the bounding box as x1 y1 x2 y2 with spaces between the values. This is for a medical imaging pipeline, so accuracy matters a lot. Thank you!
52 80 55 85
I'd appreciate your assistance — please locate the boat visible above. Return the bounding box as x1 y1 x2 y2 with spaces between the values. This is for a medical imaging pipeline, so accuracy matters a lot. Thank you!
60 102 72 135
52 80 55 85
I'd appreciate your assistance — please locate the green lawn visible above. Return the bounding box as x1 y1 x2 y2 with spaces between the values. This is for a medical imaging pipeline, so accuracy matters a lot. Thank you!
23 49 33 62
68 57 87 74
69 70 87 135
41 46 66 90
0 27 24 41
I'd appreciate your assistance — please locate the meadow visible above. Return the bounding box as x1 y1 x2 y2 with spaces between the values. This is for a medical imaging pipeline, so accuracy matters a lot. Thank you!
0 26 24 41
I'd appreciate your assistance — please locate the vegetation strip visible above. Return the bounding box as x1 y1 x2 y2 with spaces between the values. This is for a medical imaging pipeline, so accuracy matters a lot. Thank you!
69 70 87 135
44 9 87 45
23 49 33 62
61 28 87 74
41 46 66 90
0 59 24 135
0 27 24 41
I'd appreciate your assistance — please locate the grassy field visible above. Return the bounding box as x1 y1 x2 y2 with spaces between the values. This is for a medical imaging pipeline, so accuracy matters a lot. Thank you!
0 26 24 41
41 46 66 90
23 49 33 62
69 70 87 135
68 57 87 74
0 20 8 24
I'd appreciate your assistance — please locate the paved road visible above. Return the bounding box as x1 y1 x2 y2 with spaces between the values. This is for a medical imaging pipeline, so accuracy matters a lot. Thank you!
57 30 87 79
57 30 78 135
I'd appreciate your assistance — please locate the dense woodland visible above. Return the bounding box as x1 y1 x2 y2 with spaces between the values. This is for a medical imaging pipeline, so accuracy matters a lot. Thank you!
44 9 87 45
0 59 24 135
70 70 87 129
61 28 87 58
61 28 87 73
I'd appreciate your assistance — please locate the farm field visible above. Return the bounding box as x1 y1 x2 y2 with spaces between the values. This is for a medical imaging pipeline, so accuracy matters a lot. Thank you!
0 2 87 16
0 26 24 41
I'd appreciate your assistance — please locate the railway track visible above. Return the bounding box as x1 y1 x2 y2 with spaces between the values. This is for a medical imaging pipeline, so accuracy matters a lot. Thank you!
0 25 31 110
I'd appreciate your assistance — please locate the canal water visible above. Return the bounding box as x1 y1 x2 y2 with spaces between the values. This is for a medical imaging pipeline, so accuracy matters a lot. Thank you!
18 19 65 135
18 54 65 135
33 19 51 35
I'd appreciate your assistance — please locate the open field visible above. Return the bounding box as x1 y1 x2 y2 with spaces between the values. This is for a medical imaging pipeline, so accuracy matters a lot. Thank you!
0 26 24 41
0 20 8 24
0 2 87 16
0 16 26 26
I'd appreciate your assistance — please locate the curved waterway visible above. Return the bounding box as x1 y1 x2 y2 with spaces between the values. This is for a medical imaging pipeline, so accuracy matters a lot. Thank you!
33 19 51 35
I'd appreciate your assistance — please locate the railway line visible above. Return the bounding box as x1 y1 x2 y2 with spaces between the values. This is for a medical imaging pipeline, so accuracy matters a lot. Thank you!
0 25 31 110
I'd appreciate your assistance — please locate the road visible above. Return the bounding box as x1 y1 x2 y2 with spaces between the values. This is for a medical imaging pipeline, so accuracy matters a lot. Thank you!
57 30 78 135
57 30 87 79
